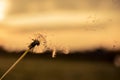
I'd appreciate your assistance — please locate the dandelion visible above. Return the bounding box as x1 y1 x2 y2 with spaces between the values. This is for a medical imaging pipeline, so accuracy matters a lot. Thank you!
0 32 70 80
0 33 47 80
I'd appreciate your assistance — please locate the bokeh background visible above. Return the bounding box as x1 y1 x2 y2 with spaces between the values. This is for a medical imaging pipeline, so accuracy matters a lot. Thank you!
0 0 120 80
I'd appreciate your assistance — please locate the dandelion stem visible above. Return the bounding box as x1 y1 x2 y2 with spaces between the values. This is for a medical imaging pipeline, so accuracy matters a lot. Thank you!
0 49 30 80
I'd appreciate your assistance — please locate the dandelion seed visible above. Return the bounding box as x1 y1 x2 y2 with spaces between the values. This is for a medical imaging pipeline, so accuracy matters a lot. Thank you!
52 47 56 58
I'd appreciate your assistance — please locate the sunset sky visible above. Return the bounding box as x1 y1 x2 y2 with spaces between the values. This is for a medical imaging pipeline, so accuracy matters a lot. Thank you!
0 0 120 53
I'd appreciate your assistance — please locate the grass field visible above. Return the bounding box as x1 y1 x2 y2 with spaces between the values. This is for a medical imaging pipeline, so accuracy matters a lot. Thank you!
0 49 120 80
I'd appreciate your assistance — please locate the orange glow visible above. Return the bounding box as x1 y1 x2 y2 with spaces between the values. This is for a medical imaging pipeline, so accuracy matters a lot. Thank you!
0 0 120 53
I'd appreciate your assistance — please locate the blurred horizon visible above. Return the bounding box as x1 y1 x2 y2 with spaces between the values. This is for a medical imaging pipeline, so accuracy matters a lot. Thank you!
0 45 120 80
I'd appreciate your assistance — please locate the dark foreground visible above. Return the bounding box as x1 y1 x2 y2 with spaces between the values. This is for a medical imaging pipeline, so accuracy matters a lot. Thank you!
0 47 120 80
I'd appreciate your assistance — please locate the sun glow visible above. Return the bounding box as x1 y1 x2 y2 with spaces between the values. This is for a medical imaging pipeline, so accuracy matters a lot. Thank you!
0 0 8 21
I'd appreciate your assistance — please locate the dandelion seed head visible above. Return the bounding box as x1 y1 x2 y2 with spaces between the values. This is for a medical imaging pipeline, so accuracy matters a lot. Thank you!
28 33 47 53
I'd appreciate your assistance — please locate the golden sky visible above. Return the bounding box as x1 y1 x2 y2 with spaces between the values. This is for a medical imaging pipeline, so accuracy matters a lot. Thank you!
0 0 120 53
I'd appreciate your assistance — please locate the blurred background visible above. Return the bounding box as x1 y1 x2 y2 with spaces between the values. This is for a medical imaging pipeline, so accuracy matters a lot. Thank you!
0 0 120 80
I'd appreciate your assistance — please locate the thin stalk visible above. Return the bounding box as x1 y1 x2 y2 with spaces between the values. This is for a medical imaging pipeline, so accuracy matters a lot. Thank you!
0 49 30 80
